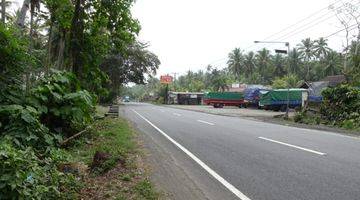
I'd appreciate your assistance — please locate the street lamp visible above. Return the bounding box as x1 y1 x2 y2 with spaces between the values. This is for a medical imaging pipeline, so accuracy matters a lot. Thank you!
254 40 291 119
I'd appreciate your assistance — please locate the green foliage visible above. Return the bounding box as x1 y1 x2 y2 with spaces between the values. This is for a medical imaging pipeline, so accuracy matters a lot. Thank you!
320 85 360 129
134 179 159 200
0 140 79 199
0 24 29 105
272 74 300 89
30 70 95 136
0 105 54 151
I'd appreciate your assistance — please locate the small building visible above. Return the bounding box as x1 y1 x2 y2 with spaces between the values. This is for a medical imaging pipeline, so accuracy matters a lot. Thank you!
299 75 346 103
168 92 204 105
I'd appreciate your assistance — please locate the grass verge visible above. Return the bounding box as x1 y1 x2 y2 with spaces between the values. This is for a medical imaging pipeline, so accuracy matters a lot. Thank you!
69 116 160 199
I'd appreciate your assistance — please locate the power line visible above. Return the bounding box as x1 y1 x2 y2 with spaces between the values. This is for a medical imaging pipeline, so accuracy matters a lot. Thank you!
244 0 345 51
324 23 358 38
206 0 356 67
264 1 360 48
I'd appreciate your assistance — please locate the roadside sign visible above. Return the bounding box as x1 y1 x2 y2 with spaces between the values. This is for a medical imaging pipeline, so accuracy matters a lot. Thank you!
160 75 173 84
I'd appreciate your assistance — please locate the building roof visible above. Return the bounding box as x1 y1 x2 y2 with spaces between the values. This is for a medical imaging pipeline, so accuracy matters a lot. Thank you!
322 75 346 86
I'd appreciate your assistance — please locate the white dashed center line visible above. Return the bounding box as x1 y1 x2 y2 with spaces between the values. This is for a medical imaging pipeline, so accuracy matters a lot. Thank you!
258 137 326 156
197 120 215 126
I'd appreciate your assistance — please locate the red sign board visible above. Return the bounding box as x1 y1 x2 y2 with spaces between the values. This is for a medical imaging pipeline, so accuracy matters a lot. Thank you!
160 75 173 84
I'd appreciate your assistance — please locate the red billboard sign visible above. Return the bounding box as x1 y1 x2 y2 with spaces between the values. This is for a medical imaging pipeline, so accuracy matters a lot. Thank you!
160 75 173 84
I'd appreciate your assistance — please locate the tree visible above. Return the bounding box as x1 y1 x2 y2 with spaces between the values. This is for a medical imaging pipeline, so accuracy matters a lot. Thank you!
256 48 271 83
227 48 244 80
100 41 160 102
17 0 30 27
298 38 314 80
313 37 330 59
323 50 341 76
244 51 256 78
288 48 302 76
273 53 286 77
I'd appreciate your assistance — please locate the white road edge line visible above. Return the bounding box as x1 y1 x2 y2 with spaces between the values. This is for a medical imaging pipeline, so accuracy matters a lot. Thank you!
197 120 215 126
132 109 251 200
258 137 326 156
173 113 181 116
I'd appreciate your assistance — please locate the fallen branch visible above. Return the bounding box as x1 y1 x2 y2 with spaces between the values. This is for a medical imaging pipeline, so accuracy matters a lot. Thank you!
60 126 91 146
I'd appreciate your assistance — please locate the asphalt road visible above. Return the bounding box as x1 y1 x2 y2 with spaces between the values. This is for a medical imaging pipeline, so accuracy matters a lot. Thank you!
122 102 360 200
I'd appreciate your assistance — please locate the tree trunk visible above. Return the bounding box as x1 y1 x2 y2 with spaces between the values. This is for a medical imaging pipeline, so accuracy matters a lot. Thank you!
46 21 54 72
57 30 65 70
70 0 85 77
17 0 30 27
1 0 5 24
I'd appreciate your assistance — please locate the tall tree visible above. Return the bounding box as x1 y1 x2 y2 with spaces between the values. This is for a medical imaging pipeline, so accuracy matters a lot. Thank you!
273 53 286 77
313 37 330 59
298 38 314 79
256 48 271 83
323 50 341 76
17 0 30 27
70 0 85 77
227 48 244 80
288 48 302 76
1 0 5 23
244 51 256 78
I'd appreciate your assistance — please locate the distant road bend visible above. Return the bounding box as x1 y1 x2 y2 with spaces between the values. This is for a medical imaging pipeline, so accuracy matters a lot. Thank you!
123 102 360 200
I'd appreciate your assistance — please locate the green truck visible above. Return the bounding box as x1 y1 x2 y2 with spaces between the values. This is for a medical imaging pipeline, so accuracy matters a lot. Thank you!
259 89 308 111
203 92 245 108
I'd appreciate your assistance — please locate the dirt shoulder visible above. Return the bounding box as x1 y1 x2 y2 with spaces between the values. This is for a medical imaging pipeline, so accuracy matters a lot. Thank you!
69 116 160 200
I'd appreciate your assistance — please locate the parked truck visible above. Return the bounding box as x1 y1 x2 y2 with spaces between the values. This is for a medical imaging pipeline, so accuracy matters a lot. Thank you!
258 89 308 111
203 92 245 108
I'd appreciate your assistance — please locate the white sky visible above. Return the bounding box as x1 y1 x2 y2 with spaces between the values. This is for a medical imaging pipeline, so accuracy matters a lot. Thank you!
131 0 359 77
11 0 359 78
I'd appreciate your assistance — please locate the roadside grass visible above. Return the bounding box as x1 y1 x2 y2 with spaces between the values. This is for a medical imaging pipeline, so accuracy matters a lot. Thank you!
69 115 160 199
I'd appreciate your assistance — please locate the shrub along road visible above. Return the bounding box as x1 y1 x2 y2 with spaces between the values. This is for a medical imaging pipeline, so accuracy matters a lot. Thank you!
122 102 360 200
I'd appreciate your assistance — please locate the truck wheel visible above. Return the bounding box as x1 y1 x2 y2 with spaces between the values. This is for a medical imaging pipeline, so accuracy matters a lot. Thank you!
219 104 224 108
280 105 287 112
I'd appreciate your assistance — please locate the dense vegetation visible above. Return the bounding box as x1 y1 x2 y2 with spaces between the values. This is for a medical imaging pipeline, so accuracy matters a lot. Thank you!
0 0 159 198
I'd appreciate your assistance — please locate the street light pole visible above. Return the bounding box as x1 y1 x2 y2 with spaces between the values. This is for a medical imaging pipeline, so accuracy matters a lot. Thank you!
254 40 291 119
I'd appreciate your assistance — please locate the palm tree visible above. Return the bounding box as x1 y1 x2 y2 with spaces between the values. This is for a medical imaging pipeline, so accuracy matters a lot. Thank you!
323 50 341 76
227 48 244 80
288 48 302 76
298 38 315 80
256 48 271 83
244 51 256 78
313 37 331 60
273 53 286 77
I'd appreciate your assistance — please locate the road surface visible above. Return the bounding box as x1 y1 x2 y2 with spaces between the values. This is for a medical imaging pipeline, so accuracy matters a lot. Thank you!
121 103 360 200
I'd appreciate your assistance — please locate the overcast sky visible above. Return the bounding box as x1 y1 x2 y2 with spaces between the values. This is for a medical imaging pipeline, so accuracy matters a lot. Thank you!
11 0 358 77
131 0 359 77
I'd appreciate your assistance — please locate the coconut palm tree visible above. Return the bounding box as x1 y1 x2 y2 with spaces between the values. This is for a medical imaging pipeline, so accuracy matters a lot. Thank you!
298 38 315 80
273 53 286 77
288 48 302 76
323 50 341 76
244 51 256 78
227 48 244 80
256 48 271 82
313 37 331 60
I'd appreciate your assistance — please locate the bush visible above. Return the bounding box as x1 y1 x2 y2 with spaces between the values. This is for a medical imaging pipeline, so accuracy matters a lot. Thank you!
0 140 79 199
0 105 55 151
320 85 360 129
29 70 96 136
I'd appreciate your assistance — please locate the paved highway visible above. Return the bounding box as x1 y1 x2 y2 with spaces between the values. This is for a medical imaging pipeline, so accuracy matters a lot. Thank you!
122 103 360 200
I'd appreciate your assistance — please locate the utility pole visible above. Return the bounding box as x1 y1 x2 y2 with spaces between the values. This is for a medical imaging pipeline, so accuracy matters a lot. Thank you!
254 40 291 119
1 0 6 24
171 72 178 91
